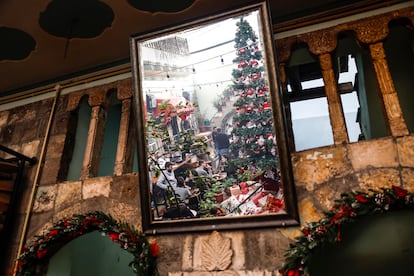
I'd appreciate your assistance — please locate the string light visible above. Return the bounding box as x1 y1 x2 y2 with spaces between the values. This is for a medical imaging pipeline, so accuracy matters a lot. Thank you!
142 40 261 79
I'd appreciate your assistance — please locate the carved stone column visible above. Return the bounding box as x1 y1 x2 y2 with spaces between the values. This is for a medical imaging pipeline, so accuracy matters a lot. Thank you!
302 29 349 145
80 90 107 179
114 80 133 176
276 37 296 151
353 16 409 137
319 53 349 144
368 43 409 136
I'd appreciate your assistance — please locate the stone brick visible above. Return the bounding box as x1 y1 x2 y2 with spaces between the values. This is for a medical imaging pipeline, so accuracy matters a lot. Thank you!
51 112 72 136
0 110 9 127
21 120 39 142
27 212 54 241
45 135 65 159
83 176 111 199
396 136 414 167
21 140 40 158
291 146 349 189
348 138 398 170
107 201 140 228
298 197 323 225
244 230 289 270
8 103 39 124
401 168 414 192
314 175 359 210
53 203 82 222
356 168 400 190
156 234 187 273
33 185 57 213
110 174 139 204
40 158 61 184
55 181 82 210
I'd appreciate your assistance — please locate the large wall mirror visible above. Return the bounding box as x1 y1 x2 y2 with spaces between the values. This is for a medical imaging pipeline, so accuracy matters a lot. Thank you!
130 0 299 234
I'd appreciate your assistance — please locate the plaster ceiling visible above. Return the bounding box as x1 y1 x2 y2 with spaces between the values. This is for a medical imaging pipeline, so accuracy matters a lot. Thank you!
0 0 399 98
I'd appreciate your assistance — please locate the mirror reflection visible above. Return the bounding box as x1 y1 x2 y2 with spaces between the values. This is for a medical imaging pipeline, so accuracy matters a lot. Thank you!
138 9 287 221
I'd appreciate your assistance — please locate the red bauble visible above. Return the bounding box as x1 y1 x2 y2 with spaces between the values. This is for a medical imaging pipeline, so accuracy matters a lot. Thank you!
263 102 270 109
250 60 259 66
252 73 261 80
258 89 264 96
247 88 254 95
238 61 248 68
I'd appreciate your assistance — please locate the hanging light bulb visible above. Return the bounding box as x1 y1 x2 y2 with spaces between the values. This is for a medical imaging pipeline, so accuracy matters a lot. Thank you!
220 55 224 64
166 72 170 78
192 67 196 73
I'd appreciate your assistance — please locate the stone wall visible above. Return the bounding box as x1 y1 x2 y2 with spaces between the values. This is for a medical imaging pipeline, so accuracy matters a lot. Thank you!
1 88 413 275
1 5 413 275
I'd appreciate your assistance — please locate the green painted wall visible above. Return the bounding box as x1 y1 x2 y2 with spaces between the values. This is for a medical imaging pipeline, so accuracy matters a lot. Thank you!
47 231 135 276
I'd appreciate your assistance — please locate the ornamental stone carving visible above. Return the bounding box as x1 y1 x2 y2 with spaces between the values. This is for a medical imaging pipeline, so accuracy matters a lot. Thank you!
88 88 107 107
117 79 133 100
200 231 233 271
67 91 84 111
353 15 390 44
299 27 337 55
275 37 296 63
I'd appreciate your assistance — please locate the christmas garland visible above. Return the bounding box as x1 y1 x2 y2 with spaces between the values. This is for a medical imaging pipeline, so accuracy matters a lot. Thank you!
15 211 159 276
280 185 414 276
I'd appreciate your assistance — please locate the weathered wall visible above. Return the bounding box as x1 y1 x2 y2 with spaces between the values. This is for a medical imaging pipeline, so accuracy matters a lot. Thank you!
1 5 413 275
1 91 413 275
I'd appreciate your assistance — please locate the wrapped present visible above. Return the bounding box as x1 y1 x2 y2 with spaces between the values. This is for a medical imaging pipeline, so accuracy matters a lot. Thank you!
251 191 266 206
239 201 261 215
263 194 284 212
230 185 241 197
220 196 241 215
258 194 269 207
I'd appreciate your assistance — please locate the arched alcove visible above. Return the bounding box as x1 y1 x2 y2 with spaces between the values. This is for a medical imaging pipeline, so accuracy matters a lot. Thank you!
47 231 135 276
308 210 414 276
281 186 414 276
16 212 158 276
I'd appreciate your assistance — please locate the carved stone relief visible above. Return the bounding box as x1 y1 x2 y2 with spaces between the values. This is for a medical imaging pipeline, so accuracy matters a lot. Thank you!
169 231 274 275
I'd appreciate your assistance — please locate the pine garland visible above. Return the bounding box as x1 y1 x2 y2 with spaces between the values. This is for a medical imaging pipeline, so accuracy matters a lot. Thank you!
15 212 159 276
280 185 414 276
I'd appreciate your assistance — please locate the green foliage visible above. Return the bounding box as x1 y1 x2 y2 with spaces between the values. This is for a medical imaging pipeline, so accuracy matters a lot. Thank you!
280 186 414 276
229 17 278 173
16 212 159 276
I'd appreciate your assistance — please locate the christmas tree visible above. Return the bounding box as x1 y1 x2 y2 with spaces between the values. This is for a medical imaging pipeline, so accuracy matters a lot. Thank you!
229 17 278 174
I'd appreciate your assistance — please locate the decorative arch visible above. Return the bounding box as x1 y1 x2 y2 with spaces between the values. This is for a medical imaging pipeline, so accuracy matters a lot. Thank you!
15 212 159 276
280 185 414 276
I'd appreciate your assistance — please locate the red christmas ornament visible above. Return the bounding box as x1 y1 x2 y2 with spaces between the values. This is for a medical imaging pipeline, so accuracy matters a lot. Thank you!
250 60 259 66
263 102 270 109
238 61 248 68
258 89 264 96
246 106 253 112
252 73 261 80
247 88 254 95
238 48 246 54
